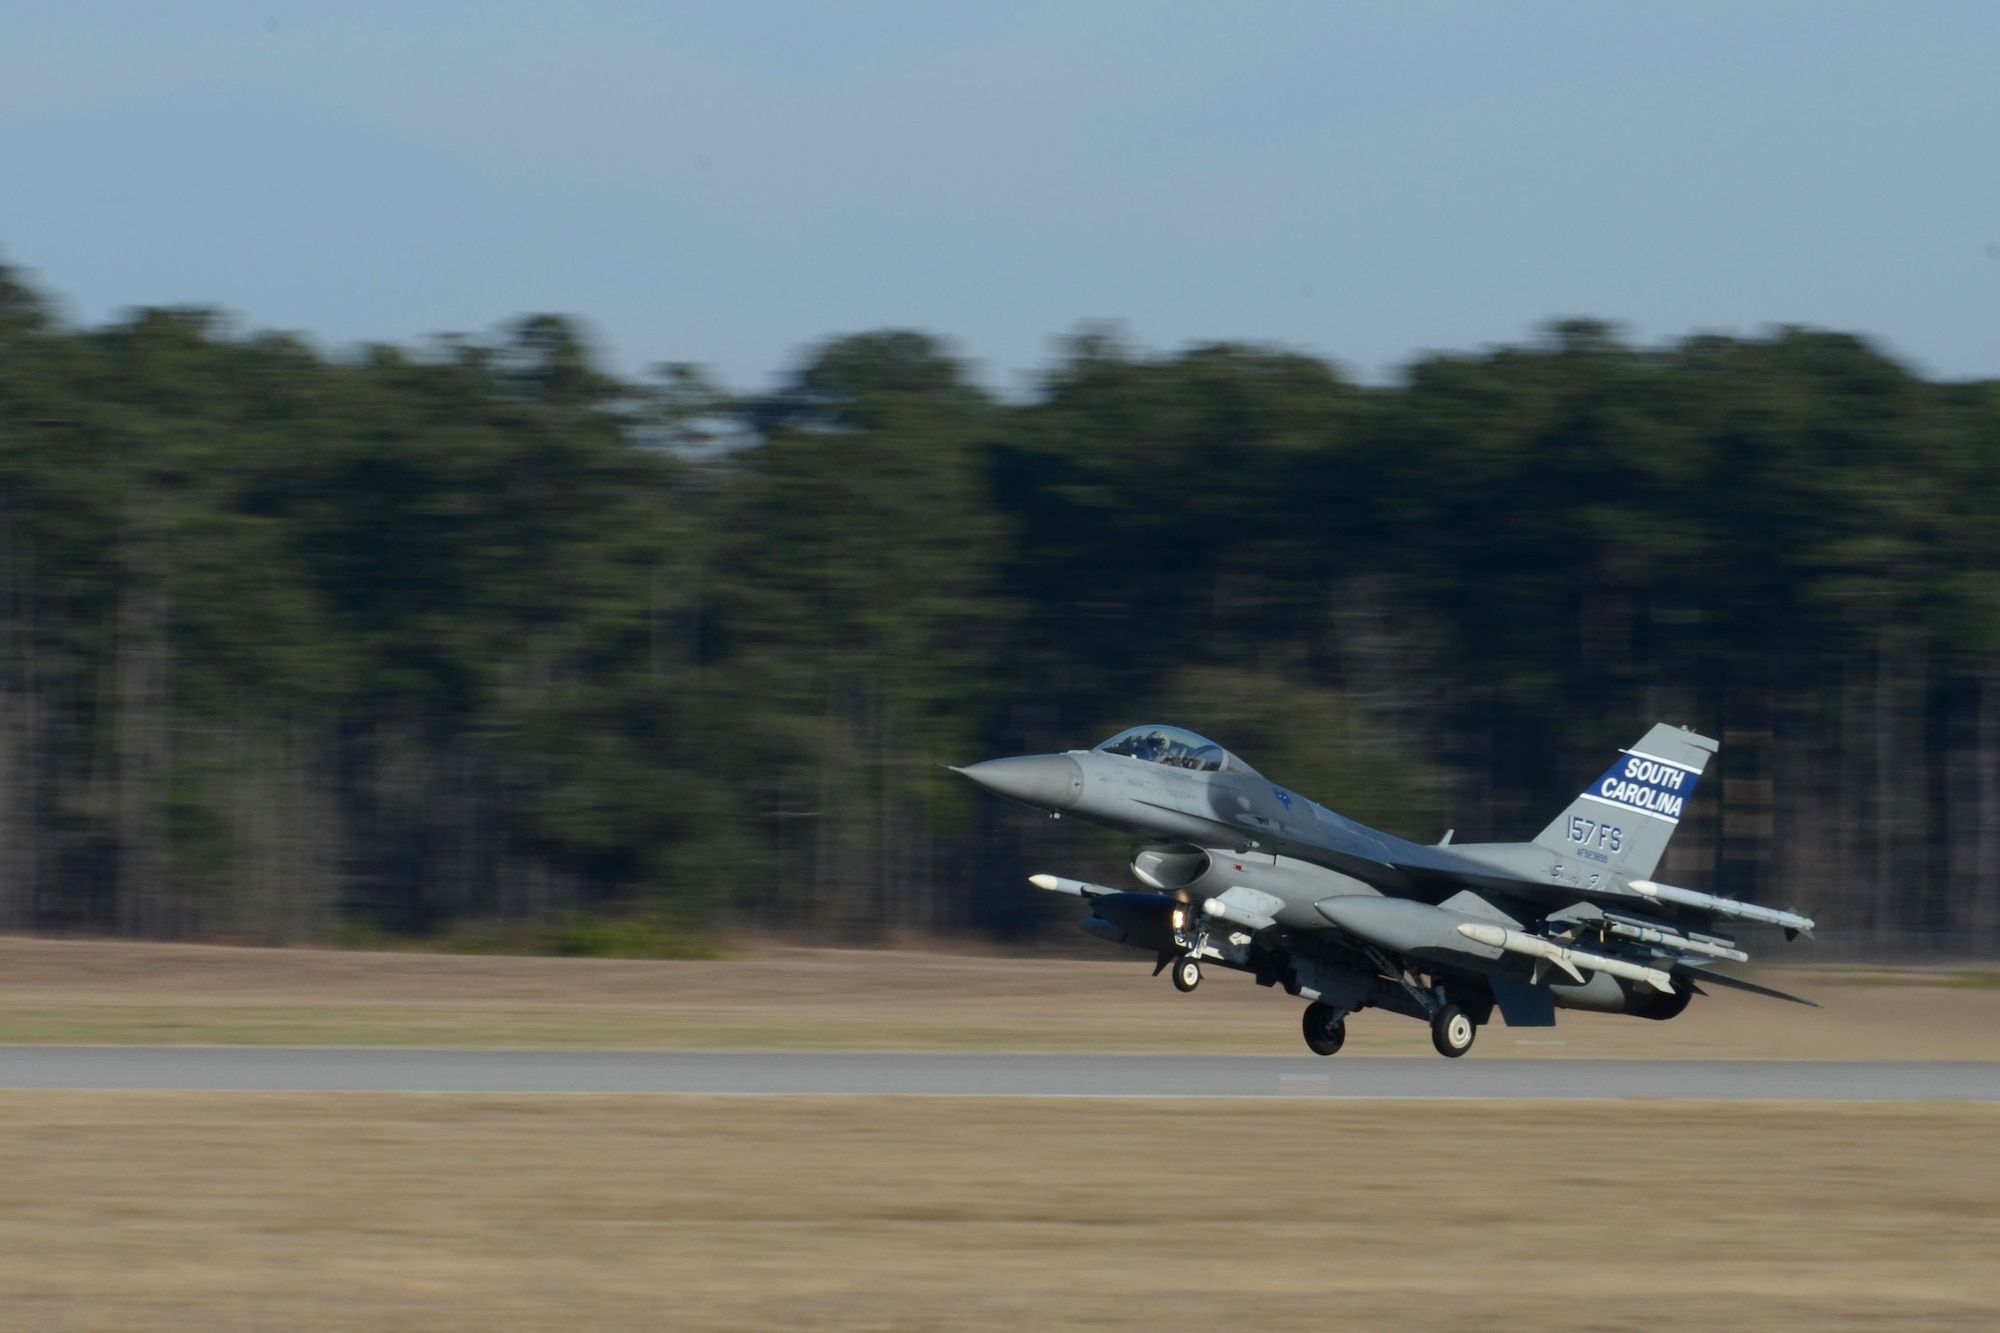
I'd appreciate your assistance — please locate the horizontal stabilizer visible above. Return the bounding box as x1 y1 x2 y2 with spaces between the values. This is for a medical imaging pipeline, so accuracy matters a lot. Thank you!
1674 966 1818 1008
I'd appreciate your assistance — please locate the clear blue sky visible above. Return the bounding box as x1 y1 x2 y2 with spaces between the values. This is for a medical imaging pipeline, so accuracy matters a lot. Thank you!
4 1 1997 391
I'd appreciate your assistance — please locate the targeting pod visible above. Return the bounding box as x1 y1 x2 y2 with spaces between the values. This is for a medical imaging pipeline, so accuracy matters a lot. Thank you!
1201 886 1284 933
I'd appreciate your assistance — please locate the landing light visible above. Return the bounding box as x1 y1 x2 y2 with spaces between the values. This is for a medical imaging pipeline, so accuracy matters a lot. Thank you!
1171 908 1186 930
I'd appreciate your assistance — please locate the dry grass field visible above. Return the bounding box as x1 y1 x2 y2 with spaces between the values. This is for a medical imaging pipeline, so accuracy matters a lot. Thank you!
3 940 1997 1330
3 935 2000 1057
0 1093 1994 1331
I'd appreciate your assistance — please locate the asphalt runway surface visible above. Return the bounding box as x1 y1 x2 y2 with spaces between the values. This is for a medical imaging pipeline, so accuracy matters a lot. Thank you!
2 1048 1999 1099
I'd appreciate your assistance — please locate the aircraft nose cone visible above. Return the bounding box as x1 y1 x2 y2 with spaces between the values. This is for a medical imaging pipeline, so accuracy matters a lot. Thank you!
956 755 1084 810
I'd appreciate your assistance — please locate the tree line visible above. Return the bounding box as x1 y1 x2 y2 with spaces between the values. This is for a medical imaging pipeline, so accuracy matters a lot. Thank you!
2 263 1996 955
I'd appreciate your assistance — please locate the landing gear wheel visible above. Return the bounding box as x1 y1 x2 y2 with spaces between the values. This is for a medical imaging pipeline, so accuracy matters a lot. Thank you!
1171 955 1202 993
1301 1002 1347 1056
1430 1003 1475 1059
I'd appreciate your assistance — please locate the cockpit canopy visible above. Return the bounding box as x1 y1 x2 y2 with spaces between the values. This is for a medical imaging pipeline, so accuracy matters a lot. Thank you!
1094 725 1243 774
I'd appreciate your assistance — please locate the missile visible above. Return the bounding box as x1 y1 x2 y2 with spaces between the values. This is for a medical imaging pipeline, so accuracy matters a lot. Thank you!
1627 881 1815 936
1602 908 1739 950
1028 873 1118 898
1455 922 1676 994
1603 919 1748 962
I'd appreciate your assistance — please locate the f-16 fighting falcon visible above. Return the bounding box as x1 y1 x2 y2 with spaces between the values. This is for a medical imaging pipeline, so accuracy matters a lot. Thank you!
955 723 1815 1058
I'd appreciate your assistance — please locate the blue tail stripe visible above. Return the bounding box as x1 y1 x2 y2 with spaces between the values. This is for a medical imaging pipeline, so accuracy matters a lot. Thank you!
1585 752 1700 824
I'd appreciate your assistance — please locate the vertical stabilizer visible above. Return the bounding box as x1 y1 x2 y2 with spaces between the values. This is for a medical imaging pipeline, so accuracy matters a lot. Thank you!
1532 724 1719 882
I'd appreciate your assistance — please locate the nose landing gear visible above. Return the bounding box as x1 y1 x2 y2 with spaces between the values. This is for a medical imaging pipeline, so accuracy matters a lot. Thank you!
1166 904 1211 994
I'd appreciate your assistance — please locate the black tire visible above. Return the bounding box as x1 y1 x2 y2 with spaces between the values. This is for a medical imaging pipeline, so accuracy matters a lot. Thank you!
1301 1002 1346 1057
1430 1003 1475 1058
1171 955 1202 993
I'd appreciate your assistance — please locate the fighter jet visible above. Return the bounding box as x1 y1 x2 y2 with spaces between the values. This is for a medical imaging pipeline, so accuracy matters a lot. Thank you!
956 723 1815 1058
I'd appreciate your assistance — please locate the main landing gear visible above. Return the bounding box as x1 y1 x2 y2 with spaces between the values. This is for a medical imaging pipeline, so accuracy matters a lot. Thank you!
1430 1003 1476 1058
1358 943 1479 1059
1301 1001 1347 1056
1299 1000 1474 1057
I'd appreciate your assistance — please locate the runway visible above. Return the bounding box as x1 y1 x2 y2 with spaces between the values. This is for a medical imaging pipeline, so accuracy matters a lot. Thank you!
3 1048 1999 1099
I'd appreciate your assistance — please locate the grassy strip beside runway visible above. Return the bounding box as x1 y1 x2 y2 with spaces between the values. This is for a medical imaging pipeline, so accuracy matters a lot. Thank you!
4 936 2000 1059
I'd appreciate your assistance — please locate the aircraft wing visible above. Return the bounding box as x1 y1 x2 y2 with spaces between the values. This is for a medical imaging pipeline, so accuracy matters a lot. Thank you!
1279 815 1814 938
1674 964 1820 1007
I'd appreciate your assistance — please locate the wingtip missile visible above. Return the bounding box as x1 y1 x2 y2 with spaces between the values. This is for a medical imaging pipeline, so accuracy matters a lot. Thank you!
1627 880 1816 936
